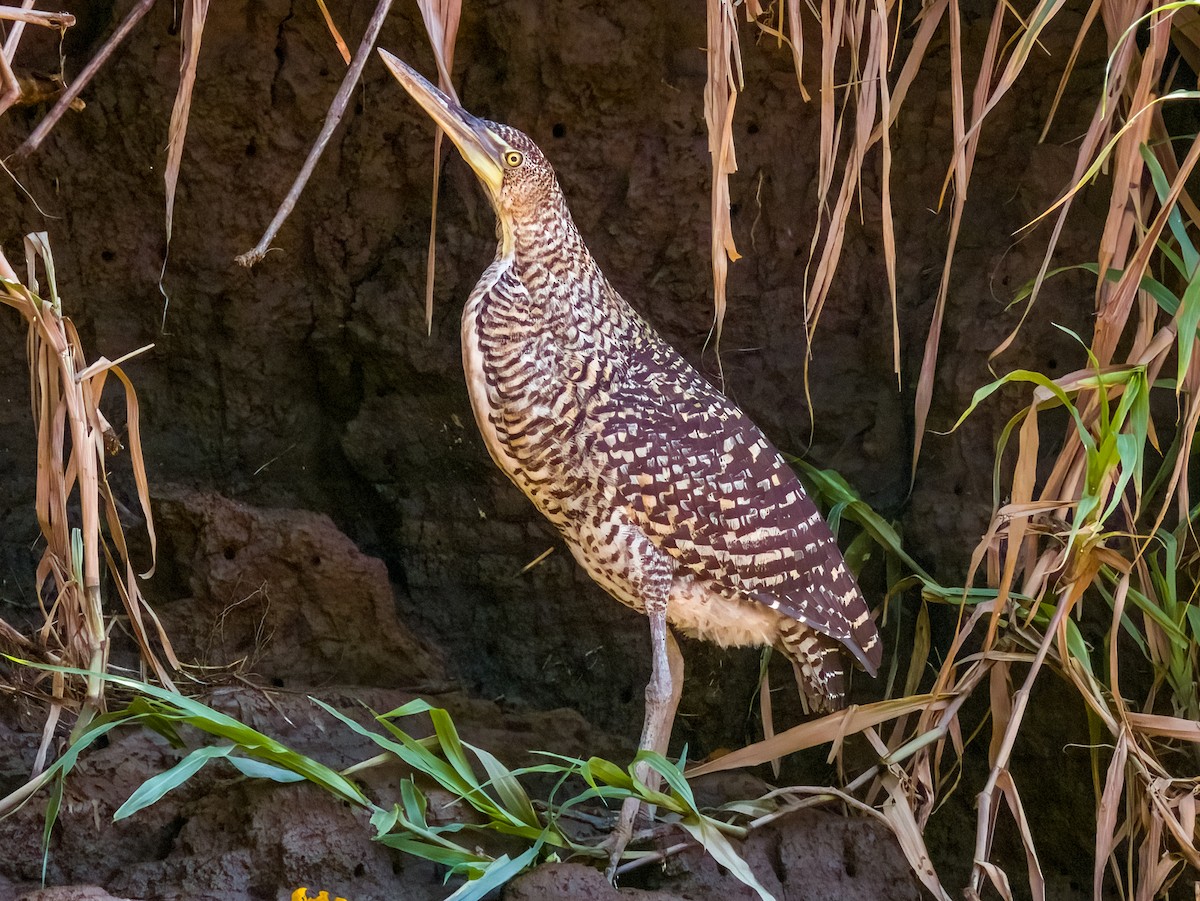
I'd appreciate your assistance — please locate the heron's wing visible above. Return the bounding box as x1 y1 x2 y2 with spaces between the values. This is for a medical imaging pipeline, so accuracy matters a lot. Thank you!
608 366 880 674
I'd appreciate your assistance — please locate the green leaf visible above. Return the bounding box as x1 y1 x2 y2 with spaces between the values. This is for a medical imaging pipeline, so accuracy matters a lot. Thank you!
371 804 401 837
1185 606 1200 645
226 755 307 783
115 745 234 820
377 833 491 871
1064 620 1093 676
312 697 470 801
792 460 933 583
380 698 437 718
465 741 539 827
1140 143 1199 275
582 756 633 791
634 750 697 812
1029 262 1180 314
1124 585 1190 647
426 707 501 818
42 773 63 883
444 841 543 901
399 778 429 829
3 660 371 808
1176 265 1200 390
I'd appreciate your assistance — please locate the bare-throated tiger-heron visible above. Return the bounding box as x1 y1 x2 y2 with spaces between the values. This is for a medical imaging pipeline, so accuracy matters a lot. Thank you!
379 49 882 876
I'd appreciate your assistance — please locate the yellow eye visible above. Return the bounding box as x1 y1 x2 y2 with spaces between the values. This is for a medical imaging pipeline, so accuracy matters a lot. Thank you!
503 150 524 168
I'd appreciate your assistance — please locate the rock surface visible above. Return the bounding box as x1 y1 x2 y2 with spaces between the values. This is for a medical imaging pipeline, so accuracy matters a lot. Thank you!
152 486 444 689
507 810 922 901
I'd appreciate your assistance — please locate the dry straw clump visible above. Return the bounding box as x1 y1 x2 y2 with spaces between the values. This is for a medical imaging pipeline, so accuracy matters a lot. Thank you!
696 0 1200 897
0 233 175 818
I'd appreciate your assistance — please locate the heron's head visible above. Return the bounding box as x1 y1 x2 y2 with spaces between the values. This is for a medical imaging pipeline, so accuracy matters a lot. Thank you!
380 50 561 247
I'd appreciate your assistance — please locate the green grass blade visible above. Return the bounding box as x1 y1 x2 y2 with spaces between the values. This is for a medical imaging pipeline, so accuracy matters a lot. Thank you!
377 832 491 872
792 460 933 582
582 756 633 791
1176 265 1200 390
464 741 539 827
444 841 544 901
3 661 371 808
311 697 471 800
1140 142 1199 275
428 707 487 801
114 745 234 820
379 698 437 718
226 755 307 783
400 778 430 828
634 750 697 812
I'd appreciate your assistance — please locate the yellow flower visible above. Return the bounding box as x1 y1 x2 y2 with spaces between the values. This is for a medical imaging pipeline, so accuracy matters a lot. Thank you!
291 889 348 901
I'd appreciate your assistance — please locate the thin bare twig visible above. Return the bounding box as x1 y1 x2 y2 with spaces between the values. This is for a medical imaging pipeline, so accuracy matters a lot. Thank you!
9 0 151 161
0 2 75 117
0 6 74 30
235 0 394 268
0 44 20 117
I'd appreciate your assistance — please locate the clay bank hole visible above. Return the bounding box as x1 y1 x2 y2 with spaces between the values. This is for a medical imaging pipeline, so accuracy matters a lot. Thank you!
223 546 237 561
552 123 566 138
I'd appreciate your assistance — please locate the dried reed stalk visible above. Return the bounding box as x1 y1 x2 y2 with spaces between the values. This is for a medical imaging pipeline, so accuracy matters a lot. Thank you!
704 0 744 376
0 235 175 777
415 0 462 335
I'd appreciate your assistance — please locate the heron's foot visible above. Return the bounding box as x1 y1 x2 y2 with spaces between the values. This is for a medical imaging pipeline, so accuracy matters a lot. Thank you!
602 795 647 882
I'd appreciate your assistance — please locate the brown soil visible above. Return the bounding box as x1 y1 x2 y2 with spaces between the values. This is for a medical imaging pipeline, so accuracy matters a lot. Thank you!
0 0 1109 898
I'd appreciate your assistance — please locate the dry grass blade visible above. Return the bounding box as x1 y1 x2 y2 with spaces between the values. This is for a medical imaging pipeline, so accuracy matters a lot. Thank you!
687 694 939 776
414 0 462 335
785 0 811 102
801 0 916 413
415 0 462 102
872 0 899 386
995 770 1045 901
956 0 1071 151
1094 730 1129 898
1125 713 1200 742
912 0 1004 477
1037 0 1102 142
0 7 75 29
704 0 743 377
995 1 1154 362
879 771 954 901
160 0 210 316
315 0 352 65
757 666 780 779
969 587 1075 898
1098 133 1200 366
804 14 881 348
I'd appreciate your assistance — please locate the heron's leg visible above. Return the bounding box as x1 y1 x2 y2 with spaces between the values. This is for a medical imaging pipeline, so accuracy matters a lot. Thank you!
605 606 684 880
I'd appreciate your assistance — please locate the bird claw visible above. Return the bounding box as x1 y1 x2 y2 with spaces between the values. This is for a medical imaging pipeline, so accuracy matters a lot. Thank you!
602 795 649 882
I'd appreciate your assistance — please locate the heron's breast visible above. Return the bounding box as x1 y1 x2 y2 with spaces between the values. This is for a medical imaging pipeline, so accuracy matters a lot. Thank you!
462 281 608 525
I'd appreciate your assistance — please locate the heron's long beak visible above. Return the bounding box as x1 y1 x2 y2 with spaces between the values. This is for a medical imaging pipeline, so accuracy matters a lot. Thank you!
378 49 505 195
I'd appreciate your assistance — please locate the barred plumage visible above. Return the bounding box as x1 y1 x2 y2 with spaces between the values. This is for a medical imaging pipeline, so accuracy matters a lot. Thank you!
381 50 882 872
